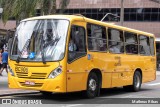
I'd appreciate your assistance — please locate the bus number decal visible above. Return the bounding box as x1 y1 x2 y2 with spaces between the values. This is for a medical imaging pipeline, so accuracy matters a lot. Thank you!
15 66 28 73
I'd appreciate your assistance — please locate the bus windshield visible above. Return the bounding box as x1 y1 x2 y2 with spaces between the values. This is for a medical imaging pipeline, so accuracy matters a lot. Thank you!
10 19 69 62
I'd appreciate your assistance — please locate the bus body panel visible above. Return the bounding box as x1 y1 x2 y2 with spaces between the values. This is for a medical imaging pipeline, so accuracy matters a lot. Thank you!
66 56 89 92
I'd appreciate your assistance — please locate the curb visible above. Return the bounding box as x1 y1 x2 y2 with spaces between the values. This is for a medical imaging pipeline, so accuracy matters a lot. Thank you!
0 90 39 97
156 71 160 75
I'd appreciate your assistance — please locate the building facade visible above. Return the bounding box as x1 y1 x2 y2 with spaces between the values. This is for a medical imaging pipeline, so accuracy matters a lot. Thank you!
57 0 160 38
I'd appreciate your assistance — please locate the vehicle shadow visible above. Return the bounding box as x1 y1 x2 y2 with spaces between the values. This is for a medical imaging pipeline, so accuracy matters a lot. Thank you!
16 87 153 103
100 87 152 97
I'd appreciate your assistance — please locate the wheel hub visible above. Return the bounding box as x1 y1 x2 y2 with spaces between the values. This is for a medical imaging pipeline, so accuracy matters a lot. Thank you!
135 75 140 88
89 79 97 91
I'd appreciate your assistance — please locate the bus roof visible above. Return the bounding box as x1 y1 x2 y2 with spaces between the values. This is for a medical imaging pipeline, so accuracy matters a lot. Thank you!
22 15 154 37
156 38 160 42
21 15 84 22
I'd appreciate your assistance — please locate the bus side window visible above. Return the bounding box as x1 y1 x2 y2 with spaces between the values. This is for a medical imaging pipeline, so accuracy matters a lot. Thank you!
87 23 107 52
124 32 138 54
68 26 86 63
108 28 124 54
150 37 155 56
139 35 151 56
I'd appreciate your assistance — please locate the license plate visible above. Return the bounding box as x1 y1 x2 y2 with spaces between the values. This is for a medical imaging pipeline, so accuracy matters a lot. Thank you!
25 81 35 85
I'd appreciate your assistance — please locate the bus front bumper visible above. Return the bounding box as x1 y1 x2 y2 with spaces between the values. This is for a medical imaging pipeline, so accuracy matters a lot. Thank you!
8 73 66 93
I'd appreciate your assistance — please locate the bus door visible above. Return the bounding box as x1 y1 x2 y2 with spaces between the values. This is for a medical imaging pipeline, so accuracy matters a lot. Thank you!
66 23 88 92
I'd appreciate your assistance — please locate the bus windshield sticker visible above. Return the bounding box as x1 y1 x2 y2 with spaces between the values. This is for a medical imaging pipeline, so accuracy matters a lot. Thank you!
21 49 29 58
29 52 35 59
88 54 91 60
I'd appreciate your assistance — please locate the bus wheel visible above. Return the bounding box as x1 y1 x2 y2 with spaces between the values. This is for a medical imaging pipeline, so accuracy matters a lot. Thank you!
40 91 52 96
85 72 99 98
132 71 142 91
123 71 142 92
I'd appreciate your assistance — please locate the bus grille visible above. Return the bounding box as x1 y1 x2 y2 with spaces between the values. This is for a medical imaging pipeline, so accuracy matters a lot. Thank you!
16 72 47 79
19 82 43 87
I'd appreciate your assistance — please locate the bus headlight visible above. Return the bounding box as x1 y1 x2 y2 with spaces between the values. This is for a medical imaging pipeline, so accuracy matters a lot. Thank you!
48 67 62 79
8 66 15 76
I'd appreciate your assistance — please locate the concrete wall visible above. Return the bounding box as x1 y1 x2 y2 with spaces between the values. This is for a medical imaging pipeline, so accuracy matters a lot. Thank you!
57 0 160 9
56 0 160 37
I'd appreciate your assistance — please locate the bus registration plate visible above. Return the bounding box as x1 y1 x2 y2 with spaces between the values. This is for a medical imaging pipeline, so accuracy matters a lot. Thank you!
25 81 35 85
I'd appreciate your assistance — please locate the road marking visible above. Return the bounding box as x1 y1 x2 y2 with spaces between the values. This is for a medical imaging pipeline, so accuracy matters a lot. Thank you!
146 83 160 86
0 96 13 98
63 104 84 107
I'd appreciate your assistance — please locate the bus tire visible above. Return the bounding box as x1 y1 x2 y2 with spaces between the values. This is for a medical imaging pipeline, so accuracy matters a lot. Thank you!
40 91 52 96
85 72 99 98
123 71 142 92
132 71 142 92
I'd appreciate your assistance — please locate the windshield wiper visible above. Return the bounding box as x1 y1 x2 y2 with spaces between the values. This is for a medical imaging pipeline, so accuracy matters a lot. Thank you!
40 33 46 64
52 36 61 46
16 39 30 63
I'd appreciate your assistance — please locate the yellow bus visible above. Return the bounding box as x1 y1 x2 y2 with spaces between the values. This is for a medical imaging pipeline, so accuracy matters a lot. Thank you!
8 15 156 98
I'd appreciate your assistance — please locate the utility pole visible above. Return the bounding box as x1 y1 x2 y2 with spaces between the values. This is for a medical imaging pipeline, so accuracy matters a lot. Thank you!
0 1 3 20
120 0 124 26
0 8 3 20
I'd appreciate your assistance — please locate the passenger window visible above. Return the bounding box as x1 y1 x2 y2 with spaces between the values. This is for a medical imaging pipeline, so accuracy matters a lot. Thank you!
87 24 107 52
68 26 86 62
124 32 138 54
139 35 151 56
150 37 155 56
108 28 124 54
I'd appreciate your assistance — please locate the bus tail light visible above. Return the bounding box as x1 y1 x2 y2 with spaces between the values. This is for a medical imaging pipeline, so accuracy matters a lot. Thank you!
48 67 62 79
8 66 15 76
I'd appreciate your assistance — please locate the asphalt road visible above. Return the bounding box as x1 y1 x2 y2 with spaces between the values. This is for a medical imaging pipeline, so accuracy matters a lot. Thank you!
0 73 160 105
0 70 8 89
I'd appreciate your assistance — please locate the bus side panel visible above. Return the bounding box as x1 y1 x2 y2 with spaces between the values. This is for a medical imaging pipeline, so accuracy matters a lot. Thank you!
106 53 124 87
119 54 135 86
66 56 88 92
89 52 112 88
103 72 112 88
108 53 135 88
142 56 150 82
140 55 156 83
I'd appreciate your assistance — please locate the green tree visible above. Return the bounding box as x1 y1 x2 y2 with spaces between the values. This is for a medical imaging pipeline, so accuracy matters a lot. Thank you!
1 0 69 24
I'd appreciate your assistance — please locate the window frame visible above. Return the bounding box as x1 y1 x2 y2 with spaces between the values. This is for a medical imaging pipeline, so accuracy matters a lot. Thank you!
67 25 87 63
138 34 151 56
124 31 139 55
87 23 107 52
149 37 155 56
108 28 124 54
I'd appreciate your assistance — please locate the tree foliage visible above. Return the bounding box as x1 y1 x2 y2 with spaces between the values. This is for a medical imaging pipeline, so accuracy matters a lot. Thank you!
1 0 69 24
